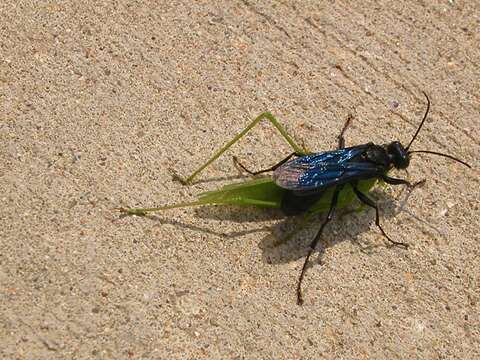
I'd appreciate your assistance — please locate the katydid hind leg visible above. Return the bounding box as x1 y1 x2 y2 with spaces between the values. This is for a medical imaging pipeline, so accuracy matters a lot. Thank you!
177 112 306 184
297 185 343 305
117 199 208 215
352 185 408 248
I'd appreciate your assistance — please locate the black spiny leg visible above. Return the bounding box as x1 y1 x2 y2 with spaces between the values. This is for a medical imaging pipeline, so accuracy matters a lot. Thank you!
337 114 354 149
382 175 426 191
297 185 343 305
352 185 408 248
381 175 412 186
233 152 300 176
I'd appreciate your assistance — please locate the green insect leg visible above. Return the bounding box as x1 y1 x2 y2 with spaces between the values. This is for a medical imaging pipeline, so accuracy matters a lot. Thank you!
176 112 308 184
116 200 208 216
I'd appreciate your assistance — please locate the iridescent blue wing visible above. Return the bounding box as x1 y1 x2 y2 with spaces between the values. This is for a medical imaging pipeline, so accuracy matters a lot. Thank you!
273 145 383 192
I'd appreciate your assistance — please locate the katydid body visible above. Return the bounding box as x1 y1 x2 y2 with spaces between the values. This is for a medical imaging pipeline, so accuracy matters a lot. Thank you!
121 112 371 216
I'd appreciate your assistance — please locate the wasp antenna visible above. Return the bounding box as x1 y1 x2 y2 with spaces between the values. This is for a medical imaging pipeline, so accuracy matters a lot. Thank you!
409 150 471 168
406 92 430 151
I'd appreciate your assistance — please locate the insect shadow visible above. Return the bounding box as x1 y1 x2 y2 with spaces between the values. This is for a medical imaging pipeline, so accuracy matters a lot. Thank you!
259 187 403 266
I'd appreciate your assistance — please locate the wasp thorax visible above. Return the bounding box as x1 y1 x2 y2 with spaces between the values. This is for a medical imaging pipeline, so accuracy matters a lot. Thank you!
387 141 410 169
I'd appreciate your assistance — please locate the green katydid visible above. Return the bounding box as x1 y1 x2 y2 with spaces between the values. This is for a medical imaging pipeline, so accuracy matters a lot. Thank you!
119 112 376 219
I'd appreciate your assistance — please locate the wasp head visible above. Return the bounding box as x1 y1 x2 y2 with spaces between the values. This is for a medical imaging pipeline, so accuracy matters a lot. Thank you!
387 141 410 169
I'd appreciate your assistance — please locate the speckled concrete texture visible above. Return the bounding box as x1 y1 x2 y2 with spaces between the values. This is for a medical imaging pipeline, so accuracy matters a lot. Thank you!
1 1 478 359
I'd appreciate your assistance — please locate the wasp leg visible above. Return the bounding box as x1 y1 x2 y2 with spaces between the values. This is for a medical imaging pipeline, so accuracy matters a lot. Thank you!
296 185 343 305
233 152 301 176
337 114 354 149
176 112 307 184
382 175 427 190
352 185 408 248
398 179 427 213
381 175 412 186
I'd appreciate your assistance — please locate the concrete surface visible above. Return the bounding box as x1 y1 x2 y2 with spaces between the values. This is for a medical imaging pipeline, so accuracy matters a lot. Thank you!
1 1 478 359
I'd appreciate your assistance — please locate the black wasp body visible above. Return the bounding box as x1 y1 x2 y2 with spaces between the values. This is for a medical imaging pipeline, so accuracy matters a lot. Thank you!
276 141 411 216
